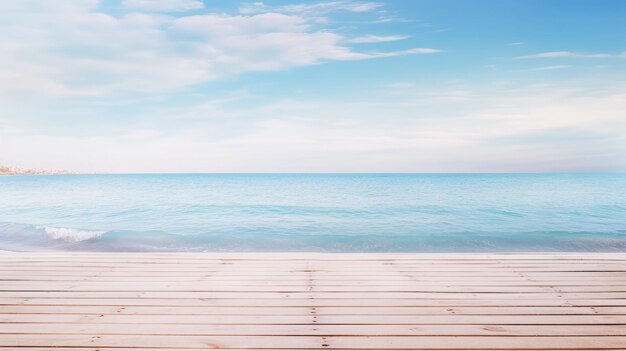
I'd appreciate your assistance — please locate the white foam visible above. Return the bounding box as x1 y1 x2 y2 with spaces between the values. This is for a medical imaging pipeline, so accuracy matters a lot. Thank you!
40 226 105 242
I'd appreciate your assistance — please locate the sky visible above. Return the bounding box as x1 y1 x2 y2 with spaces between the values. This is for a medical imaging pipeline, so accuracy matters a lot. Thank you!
0 0 625 173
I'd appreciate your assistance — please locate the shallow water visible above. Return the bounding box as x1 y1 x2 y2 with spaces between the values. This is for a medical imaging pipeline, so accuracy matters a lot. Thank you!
0 173 625 252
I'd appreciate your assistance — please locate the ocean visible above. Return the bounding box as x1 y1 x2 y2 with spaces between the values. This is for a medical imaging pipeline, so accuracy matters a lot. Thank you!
0 173 625 252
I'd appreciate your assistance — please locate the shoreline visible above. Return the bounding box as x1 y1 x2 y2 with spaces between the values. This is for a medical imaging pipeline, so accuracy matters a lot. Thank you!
1 252 625 349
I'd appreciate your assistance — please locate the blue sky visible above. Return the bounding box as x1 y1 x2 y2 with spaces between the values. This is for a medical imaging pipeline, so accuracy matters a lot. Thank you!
0 0 625 172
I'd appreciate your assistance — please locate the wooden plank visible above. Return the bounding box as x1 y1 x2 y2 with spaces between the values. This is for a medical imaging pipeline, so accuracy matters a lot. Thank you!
1 291 625 299
2 276 625 283
1 280 625 287
3 262 625 268
2 270 622 275
5 257 626 262
4 313 626 325
1 297 625 307
2 271 625 277
2 284 626 292
1 334 626 349
2 323 626 336
3 305 626 315
0 350 620 351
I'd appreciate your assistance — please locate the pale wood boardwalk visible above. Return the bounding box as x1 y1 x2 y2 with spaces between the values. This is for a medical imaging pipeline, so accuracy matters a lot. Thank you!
0 252 625 350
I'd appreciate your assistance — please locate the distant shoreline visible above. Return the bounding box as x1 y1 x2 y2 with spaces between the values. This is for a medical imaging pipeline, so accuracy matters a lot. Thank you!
0 166 73 176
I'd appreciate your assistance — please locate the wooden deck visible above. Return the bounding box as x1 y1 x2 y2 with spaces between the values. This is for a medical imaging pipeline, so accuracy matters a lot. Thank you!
0 252 625 350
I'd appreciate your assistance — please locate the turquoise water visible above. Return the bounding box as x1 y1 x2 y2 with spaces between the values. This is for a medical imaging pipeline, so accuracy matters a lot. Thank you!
0 173 625 252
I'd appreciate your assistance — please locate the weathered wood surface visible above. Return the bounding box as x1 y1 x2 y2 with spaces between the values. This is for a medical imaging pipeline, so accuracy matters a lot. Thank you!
0 252 625 350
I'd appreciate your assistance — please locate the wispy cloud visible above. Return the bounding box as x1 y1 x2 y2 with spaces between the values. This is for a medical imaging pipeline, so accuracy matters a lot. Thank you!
0 2 440 97
239 1 383 15
515 51 611 59
349 35 410 43
529 65 569 71
4 83 625 172
122 0 204 12
516 51 576 59
507 42 524 46
364 48 443 58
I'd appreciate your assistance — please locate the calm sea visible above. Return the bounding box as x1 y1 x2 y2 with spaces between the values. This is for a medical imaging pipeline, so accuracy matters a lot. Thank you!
0 173 625 252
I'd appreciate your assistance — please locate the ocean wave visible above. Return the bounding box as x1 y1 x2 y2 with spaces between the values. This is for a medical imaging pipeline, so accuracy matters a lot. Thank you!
38 226 105 242
0 221 625 252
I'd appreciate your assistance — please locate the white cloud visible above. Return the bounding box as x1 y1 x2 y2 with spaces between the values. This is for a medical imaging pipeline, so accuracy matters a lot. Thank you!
239 1 384 15
0 0 100 13
516 51 611 59
507 42 524 46
0 3 441 97
122 0 204 12
516 51 577 59
349 35 410 43
3 83 624 172
529 65 569 71
367 48 443 58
